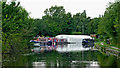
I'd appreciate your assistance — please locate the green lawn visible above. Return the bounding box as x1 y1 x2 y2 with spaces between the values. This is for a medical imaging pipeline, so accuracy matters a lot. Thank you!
95 41 120 51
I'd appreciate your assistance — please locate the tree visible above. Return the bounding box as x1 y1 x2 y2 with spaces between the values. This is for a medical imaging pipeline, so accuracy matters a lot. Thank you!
2 2 35 54
72 10 90 35
41 5 73 36
98 1 120 46
88 18 100 34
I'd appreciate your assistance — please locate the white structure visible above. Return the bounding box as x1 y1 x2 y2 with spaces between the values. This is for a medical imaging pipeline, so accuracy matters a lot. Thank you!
55 35 92 43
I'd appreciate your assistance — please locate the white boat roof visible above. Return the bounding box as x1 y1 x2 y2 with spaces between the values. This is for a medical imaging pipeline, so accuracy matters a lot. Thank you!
55 35 92 39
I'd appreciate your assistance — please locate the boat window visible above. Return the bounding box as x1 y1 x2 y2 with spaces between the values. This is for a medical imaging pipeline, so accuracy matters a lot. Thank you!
82 39 93 42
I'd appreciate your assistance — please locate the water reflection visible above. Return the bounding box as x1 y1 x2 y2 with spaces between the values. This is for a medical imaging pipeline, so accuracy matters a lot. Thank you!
31 51 100 67
30 43 100 67
32 43 93 53
31 45 58 53
2 43 120 68
56 44 90 52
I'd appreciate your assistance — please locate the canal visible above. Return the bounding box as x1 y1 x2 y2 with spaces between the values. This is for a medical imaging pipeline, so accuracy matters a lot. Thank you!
2 43 120 68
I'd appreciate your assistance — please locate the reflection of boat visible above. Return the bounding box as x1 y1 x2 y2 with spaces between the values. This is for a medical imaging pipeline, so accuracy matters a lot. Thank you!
82 39 94 48
71 61 99 67
56 44 90 52
31 47 41 53
33 62 46 66
34 43 40 46
31 45 58 53
30 37 67 46
32 43 93 53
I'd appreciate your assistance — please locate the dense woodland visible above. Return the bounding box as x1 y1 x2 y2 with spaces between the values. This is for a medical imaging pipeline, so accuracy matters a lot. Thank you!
1 1 120 54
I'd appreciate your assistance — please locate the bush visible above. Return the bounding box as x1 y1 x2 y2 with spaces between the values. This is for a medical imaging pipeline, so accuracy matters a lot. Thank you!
71 32 82 35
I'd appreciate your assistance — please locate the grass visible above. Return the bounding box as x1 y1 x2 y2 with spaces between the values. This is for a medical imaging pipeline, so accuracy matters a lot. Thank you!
95 41 120 51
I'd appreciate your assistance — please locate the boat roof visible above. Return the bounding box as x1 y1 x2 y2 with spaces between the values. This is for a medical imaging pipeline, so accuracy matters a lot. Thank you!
55 35 92 39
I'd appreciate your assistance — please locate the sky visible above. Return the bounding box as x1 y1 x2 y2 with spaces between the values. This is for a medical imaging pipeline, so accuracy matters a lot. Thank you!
8 0 115 19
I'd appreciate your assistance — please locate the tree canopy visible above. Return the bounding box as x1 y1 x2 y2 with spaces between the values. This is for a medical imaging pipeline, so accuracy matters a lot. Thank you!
2 2 35 54
98 1 120 45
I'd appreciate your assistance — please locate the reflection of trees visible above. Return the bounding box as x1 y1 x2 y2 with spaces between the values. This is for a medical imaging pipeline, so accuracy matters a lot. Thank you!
28 50 101 67
3 50 119 67
2 54 29 66
97 54 120 67
0 1 2 65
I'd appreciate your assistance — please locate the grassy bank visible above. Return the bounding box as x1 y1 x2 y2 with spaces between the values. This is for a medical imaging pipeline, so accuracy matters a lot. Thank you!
94 41 120 58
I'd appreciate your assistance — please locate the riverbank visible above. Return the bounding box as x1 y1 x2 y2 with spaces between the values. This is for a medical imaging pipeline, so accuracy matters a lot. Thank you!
94 42 120 58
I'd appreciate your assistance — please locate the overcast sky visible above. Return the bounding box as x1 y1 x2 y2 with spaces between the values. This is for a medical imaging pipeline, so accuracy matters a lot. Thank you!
8 0 115 19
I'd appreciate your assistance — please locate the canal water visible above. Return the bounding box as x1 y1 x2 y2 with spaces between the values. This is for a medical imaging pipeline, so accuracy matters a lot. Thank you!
2 43 120 68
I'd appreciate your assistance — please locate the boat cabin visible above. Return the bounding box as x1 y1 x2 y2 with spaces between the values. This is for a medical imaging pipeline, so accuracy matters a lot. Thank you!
55 35 93 44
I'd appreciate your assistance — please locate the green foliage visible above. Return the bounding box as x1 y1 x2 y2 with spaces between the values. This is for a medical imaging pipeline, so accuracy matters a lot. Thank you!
35 6 92 36
98 1 120 46
35 6 74 36
71 32 82 35
72 10 91 35
2 2 35 54
98 55 118 67
88 18 100 34
0 1 2 55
